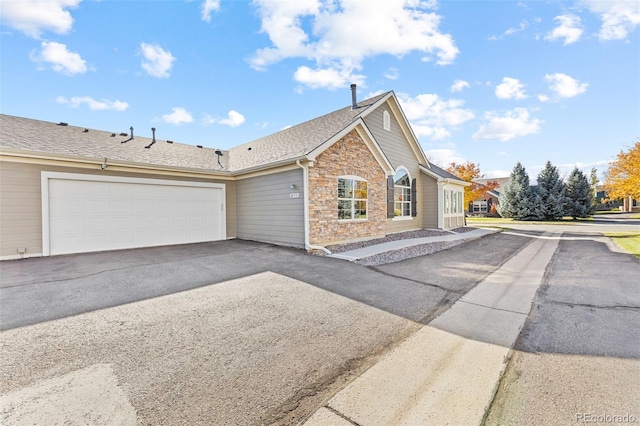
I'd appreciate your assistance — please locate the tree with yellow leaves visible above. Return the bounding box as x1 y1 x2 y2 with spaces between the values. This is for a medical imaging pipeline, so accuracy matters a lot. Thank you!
605 140 640 201
446 162 499 208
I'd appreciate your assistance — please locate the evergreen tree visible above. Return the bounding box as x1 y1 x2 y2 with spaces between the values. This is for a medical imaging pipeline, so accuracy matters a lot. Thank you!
498 162 535 220
565 167 593 219
589 167 598 213
535 161 567 220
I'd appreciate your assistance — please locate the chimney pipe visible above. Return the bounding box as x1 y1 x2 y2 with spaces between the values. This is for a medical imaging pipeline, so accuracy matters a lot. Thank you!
350 84 357 110
130 126 134 139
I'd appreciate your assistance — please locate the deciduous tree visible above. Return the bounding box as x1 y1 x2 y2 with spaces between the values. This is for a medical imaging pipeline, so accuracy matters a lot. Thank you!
446 162 499 208
605 140 640 201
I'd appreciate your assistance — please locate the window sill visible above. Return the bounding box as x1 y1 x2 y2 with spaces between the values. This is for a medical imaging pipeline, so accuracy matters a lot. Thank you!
392 216 414 221
338 219 369 223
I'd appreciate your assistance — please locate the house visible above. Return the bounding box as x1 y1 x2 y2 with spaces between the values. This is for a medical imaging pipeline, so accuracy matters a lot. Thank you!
0 86 469 260
467 177 508 215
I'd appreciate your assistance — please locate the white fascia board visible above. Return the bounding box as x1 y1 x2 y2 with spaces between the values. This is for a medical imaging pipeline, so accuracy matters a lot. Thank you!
1 148 233 178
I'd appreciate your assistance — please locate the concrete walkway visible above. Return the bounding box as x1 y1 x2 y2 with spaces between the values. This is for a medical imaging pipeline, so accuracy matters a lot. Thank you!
304 231 560 425
327 228 499 261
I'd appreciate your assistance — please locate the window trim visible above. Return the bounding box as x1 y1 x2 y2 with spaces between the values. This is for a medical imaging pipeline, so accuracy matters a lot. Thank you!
393 166 412 218
338 175 368 221
383 110 391 131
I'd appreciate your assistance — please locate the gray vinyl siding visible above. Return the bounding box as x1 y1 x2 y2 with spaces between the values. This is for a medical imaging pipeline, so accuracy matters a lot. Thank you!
421 173 439 229
363 103 424 233
235 168 304 247
0 161 236 259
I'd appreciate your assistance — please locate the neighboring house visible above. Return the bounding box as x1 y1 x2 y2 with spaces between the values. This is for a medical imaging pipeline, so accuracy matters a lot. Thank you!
467 177 508 215
595 185 639 212
0 87 469 260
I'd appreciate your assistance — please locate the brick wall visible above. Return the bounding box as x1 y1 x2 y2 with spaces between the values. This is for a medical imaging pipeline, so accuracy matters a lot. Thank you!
308 130 387 246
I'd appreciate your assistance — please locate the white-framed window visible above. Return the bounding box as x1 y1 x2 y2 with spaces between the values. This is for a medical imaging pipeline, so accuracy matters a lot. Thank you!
383 110 391 131
473 201 488 213
458 192 463 213
394 167 411 217
444 190 448 214
338 176 368 220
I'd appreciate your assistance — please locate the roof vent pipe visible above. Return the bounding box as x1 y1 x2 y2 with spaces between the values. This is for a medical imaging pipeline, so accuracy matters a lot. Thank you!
350 84 357 110
145 128 156 149
120 126 134 143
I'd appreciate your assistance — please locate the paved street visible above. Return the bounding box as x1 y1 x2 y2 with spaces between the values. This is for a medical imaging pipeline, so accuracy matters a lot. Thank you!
485 230 640 425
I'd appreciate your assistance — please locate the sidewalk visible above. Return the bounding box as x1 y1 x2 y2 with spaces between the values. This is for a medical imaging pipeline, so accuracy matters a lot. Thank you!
327 228 498 261
304 231 559 425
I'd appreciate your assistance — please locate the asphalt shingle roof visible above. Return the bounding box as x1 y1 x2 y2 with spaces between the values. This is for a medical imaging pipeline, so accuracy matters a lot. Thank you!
0 114 230 172
427 163 466 182
0 92 389 174
228 92 388 171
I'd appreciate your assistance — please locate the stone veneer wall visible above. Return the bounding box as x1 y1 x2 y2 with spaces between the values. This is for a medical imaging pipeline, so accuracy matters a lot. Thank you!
308 130 387 246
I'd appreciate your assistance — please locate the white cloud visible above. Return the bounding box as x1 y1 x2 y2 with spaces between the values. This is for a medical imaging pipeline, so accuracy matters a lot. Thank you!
56 96 128 111
473 108 542 141
450 79 470 92
203 110 246 127
162 107 193 125
0 0 80 38
505 20 529 36
544 73 588 98
397 92 474 141
425 148 466 167
495 77 527 100
219 110 245 127
545 14 584 45
293 65 365 90
201 0 220 22
250 0 459 89
140 43 175 78
538 94 550 102
581 0 640 41
384 67 399 80
31 41 87 75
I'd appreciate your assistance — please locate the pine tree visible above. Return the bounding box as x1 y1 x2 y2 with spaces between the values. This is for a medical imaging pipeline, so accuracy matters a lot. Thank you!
565 167 593 219
535 161 567 220
589 167 598 214
498 162 534 220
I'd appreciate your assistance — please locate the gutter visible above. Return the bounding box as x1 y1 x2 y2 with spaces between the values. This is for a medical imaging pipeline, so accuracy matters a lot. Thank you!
296 159 331 254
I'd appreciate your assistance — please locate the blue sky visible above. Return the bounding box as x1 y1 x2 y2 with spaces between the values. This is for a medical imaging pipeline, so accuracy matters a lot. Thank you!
1 0 638 180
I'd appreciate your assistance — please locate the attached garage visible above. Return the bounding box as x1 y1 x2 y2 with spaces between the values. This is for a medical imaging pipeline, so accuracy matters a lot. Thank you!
42 172 226 255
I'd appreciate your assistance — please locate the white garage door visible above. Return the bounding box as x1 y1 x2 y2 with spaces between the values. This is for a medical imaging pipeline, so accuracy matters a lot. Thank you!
43 173 225 255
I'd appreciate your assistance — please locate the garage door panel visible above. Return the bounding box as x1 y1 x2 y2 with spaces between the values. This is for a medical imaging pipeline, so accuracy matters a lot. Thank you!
46 177 225 255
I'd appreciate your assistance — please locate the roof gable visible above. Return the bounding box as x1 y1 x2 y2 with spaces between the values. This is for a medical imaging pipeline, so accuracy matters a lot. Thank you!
227 92 389 171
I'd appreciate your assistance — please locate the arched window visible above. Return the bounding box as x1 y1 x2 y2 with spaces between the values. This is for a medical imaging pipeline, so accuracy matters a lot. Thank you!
338 176 368 220
383 110 391 131
393 168 411 217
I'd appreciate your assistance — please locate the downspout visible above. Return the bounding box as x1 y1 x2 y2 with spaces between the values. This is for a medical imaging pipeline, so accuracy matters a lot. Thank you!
296 159 331 254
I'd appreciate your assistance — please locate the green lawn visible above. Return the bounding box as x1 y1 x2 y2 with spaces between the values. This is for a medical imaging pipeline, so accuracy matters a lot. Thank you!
466 216 594 225
605 232 640 258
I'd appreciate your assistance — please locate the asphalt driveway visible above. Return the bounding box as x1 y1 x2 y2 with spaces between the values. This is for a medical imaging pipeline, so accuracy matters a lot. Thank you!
0 233 532 424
